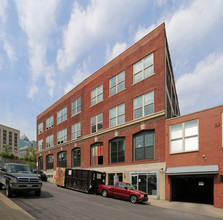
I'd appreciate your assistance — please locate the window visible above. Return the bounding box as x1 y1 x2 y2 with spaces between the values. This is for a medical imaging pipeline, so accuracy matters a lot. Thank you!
57 151 67 168
57 107 67 124
91 143 103 166
38 139 43 151
38 156 43 170
91 84 103 106
38 122 43 134
110 137 125 163
46 116 54 130
134 130 154 161
109 71 125 96
133 53 154 84
9 132 12 145
170 119 198 153
72 122 81 139
46 135 54 148
46 154 54 170
14 133 17 147
57 129 67 144
220 176 223 184
72 147 81 168
91 113 103 133
133 91 154 119
108 173 115 186
109 104 125 127
72 97 81 116
3 130 6 144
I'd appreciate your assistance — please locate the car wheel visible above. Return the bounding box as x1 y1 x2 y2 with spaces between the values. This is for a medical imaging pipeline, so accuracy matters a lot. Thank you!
35 189 41 196
6 182 12 197
130 195 138 204
102 189 108 197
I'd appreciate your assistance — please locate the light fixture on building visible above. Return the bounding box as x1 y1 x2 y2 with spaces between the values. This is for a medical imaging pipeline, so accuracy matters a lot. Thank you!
160 168 164 174
203 154 207 161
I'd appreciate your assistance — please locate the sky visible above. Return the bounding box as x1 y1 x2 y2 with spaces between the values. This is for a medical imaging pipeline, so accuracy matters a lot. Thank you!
0 0 223 141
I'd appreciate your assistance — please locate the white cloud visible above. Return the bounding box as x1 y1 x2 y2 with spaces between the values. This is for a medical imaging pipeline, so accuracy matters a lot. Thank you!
64 58 91 94
134 24 156 42
15 0 59 98
27 85 39 99
106 42 128 63
0 0 8 23
176 52 223 114
57 0 147 71
0 54 3 70
3 40 17 62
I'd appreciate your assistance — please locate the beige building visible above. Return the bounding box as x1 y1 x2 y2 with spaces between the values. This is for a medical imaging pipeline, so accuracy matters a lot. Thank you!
0 124 20 157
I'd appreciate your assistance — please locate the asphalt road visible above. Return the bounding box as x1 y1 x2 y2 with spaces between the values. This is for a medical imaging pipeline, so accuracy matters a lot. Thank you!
1 182 221 220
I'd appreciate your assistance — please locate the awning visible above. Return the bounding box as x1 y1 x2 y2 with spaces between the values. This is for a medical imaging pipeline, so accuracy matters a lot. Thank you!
166 165 219 176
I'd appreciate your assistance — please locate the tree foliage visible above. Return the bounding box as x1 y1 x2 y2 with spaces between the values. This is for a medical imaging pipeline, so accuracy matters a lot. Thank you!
23 146 36 168
0 145 18 159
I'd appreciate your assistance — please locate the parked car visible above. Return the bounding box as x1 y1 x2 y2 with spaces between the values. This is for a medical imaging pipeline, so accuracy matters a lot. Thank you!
97 181 148 204
0 163 42 197
33 170 47 182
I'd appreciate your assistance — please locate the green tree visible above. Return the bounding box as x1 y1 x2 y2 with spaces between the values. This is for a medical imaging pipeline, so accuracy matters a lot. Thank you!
0 145 15 159
24 146 36 169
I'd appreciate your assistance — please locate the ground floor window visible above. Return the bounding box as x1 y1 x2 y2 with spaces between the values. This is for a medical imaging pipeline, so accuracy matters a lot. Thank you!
108 173 123 186
38 156 43 170
91 143 103 166
46 154 54 170
109 137 125 163
57 151 67 168
72 147 81 168
131 172 158 196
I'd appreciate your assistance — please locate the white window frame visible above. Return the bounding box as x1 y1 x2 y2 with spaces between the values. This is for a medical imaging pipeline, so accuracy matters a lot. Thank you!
57 129 67 144
38 139 43 151
57 107 67 124
133 91 154 119
72 122 81 140
91 113 103 133
46 134 54 148
91 84 103 106
72 97 81 116
109 71 125 96
38 122 43 134
46 116 54 130
109 104 125 127
170 119 199 154
133 53 154 84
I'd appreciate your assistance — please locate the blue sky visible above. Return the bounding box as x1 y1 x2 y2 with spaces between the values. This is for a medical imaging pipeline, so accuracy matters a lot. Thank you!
0 0 223 141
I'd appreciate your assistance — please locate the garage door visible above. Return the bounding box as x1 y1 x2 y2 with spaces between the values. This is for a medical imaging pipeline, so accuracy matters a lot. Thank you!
171 175 214 205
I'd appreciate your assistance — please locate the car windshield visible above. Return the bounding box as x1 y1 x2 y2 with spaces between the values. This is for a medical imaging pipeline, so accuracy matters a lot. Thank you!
7 164 32 174
126 183 136 190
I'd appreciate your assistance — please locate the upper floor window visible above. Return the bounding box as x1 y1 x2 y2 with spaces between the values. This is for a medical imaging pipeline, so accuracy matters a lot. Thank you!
134 91 154 119
91 84 103 106
57 151 67 168
72 122 81 139
110 137 125 163
170 119 198 154
9 132 12 145
38 156 43 170
46 116 54 130
72 97 81 116
46 154 54 170
46 134 54 148
14 133 18 147
109 104 125 127
109 71 125 96
3 130 6 144
38 139 43 151
72 147 81 168
38 122 43 134
91 143 103 166
57 129 67 144
133 53 154 84
133 130 154 161
91 113 103 133
57 107 67 124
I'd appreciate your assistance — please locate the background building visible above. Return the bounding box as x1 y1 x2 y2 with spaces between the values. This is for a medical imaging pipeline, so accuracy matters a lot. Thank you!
36 23 179 200
20 134 36 157
0 124 20 157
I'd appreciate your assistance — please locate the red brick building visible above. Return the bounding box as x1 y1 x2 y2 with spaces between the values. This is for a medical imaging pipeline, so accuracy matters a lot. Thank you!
36 23 179 200
165 105 223 208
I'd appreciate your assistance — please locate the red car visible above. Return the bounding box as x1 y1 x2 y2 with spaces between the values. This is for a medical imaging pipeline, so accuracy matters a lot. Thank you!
97 181 148 204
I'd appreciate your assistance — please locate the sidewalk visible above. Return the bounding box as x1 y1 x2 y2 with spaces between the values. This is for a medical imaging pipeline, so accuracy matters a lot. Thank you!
0 193 35 220
149 198 223 219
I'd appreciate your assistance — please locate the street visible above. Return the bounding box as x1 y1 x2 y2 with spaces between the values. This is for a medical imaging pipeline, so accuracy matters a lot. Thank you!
0 182 221 220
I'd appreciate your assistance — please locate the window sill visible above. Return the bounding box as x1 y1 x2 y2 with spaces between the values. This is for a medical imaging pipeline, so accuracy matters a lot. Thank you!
169 149 199 155
132 73 155 86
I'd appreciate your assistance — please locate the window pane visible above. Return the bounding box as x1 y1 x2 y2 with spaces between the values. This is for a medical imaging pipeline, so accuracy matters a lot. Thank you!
135 135 143 148
98 122 103 130
98 113 103 123
144 53 153 68
110 118 116 127
170 139 182 153
91 125 96 133
185 120 198 137
77 106 81 113
134 71 142 83
109 108 116 118
110 77 116 87
136 148 143 160
110 86 116 96
134 108 142 119
98 84 103 94
77 98 81 106
117 81 124 92
144 66 153 78
91 117 96 125
147 174 157 196
144 104 154 116
91 97 96 106
144 91 154 105
118 115 125 125
91 89 96 98
97 94 103 102
118 71 124 82
145 146 154 159
134 96 142 109
133 60 142 73
185 136 198 151
145 133 154 146
111 141 117 152
118 104 125 115
171 124 182 139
